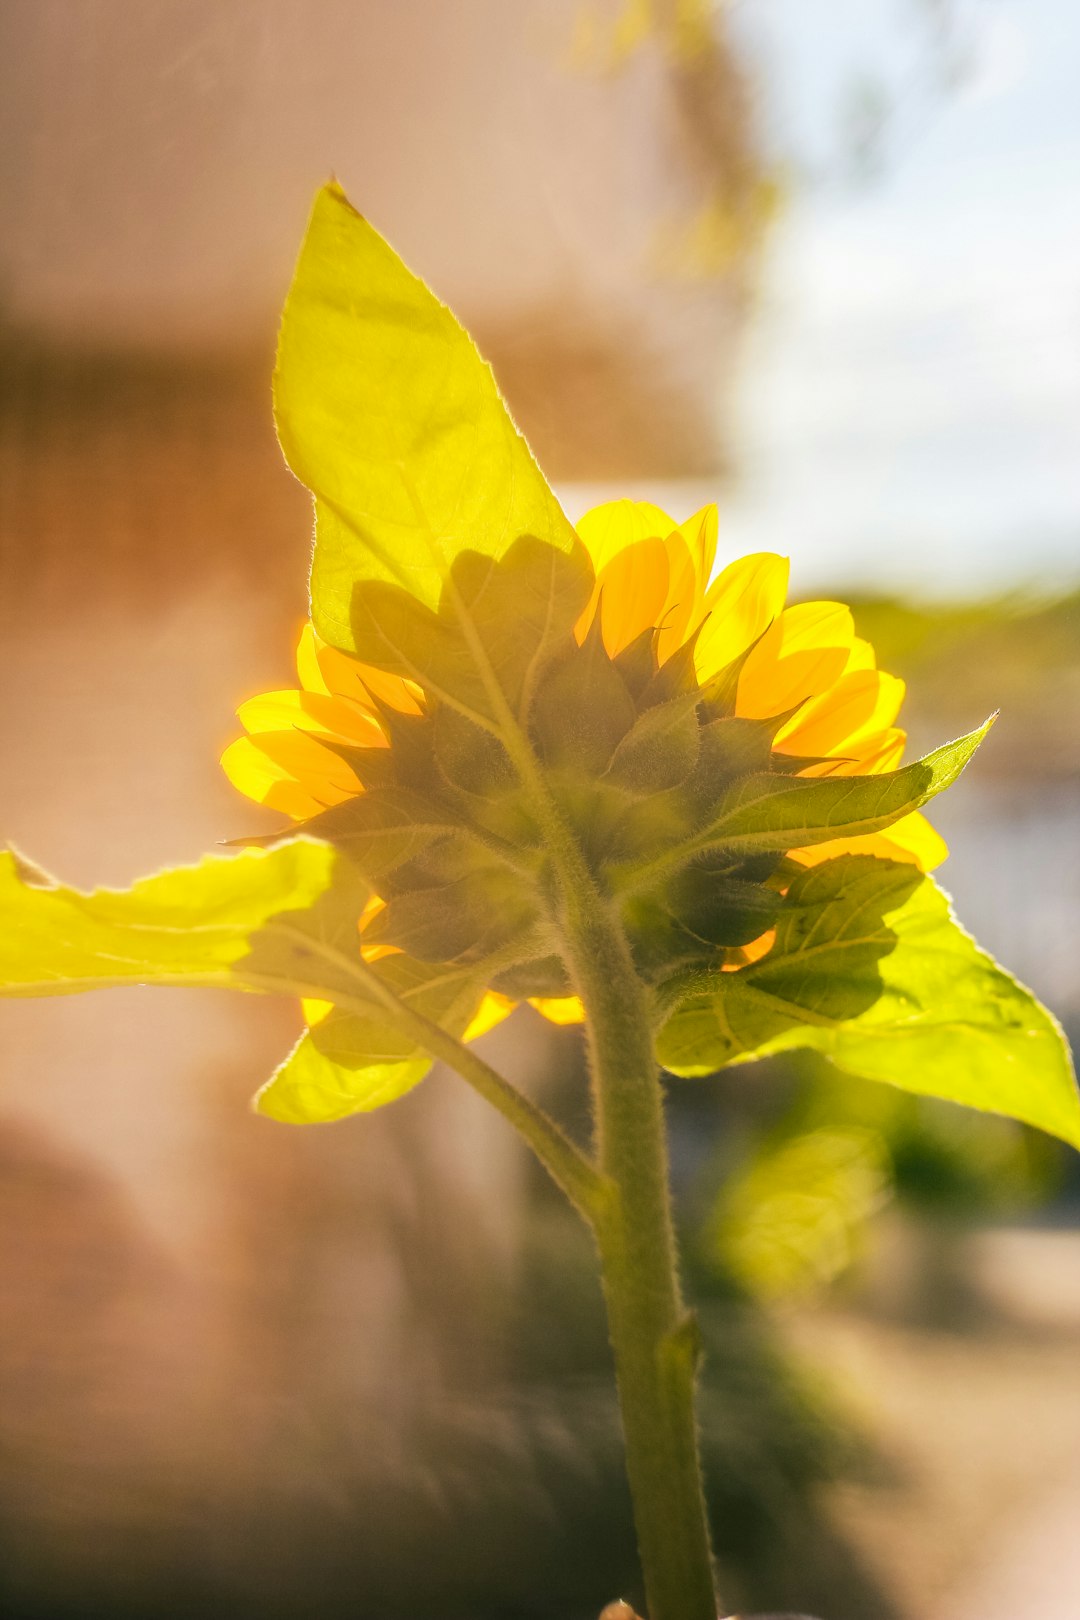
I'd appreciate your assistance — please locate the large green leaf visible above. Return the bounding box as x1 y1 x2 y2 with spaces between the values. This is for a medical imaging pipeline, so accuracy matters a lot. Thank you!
0 841 502 1126
658 855 1080 1149
688 720 992 859
0 840 370 1003
275 182 590 726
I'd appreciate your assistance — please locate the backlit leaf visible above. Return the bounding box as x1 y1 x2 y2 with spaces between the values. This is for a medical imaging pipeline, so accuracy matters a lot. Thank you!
275 182 590 729
658 855 1080 1149
689 720 991 858
0 840 371 1005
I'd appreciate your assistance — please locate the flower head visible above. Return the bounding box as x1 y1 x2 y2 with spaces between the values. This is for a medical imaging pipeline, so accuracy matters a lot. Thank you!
222 500 945 1036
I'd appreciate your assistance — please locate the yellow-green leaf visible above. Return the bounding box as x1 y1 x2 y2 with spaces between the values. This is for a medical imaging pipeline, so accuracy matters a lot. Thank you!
692 719 992 858
275 182 587 701
658 856 1080 1150
255 1033 430 1124
0 840 368 1002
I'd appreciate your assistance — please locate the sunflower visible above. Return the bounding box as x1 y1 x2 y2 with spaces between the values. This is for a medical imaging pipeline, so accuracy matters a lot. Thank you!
222 499 945 1038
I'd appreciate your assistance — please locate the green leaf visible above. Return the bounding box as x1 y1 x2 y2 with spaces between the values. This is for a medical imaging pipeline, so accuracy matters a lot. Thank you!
255 1032 430 1124
0 841 504 1126
254 946 505 1123
0 840 373 1004
658 855 1080 1149
689 719 992 859
275 182 590 725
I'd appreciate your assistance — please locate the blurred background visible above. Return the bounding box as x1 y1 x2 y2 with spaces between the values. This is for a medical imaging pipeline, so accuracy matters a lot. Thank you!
1 2 1078 1617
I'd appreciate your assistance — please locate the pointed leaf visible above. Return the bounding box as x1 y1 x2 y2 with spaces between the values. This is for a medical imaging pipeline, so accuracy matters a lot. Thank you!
0 840 376 1005
658 856 1080 1149
690 720 992 858
275 183 589 728
351 537 592 723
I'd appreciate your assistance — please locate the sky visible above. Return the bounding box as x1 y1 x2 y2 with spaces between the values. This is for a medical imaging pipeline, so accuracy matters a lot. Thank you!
716 0 1080 599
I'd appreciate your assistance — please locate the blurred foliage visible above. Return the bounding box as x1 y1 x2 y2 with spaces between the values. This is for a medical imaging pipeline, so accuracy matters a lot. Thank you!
567 0 780 292
693 1051 1063 1306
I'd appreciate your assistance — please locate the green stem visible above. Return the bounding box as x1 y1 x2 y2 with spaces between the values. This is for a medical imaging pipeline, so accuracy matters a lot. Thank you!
560 882 720 1620
340 953 608 1226
456 676 720 1617
352 509 720 1611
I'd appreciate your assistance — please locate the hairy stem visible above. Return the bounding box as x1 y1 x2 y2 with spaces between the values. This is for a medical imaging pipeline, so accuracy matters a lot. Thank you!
560 883 720 1620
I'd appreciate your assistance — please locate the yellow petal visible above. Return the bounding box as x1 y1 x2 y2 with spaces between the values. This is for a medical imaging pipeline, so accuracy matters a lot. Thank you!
296 622 331 695
302 998 333 1025
463 991 516 1041
354 661 425 715
656 504 720 661
737 600 853 720
721 927 776 972
844 636 877 674
312 633 423 715
576 498 676 573
221 731 360 816
528 994 586 1025
876 811 949 870
657 531 700 661
788 811 948 874
694 553 789 682
678 503 719 590
237 688 387 748
220 736 328 818
774 669 906 757
588 536 672 655
792 727 907 778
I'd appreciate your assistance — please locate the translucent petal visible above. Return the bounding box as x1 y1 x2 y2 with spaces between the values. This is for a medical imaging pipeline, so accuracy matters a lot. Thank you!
221 731 360 815
220 736 335 819
237 688 387 748
791 727 907 778
737 600 853 719
462 991 516 1040
657 531 700 661
590 536 671 655
296 622 331 695
529 995 586 1025
678 503 719 590
722 928 777 973
774 670 906 757
844 636 877 674
576 498 676 574
694 553 789 681
789 810 948 873
314 635 423 715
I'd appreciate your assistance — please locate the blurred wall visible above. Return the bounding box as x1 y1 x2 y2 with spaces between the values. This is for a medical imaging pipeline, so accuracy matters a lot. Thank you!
0 3 761 1612
0 0 757 476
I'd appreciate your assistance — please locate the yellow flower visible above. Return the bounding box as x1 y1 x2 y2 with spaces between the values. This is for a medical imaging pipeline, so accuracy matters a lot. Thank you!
572 499 945 874
222 500 945 1036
